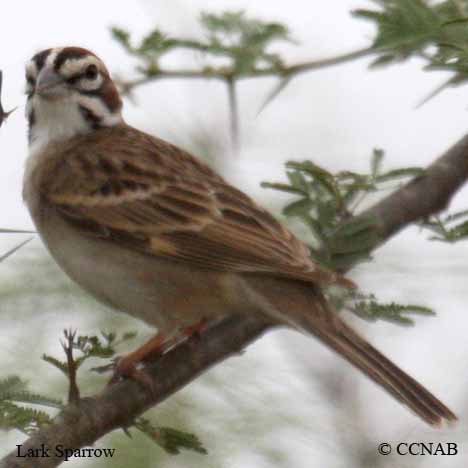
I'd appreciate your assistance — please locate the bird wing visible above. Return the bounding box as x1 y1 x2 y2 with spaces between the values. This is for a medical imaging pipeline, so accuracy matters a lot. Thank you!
43 125 353 288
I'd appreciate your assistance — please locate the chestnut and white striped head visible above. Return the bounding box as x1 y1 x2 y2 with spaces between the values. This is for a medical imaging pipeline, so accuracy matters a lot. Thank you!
25 47 123 151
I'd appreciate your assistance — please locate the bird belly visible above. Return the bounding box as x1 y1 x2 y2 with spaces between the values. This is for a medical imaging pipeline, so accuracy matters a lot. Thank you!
31 205 244 334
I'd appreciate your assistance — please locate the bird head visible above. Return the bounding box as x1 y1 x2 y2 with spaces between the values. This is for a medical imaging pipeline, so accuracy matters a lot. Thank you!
25 47 123 148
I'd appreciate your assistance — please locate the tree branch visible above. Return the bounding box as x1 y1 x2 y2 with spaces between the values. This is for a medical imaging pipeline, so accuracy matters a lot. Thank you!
117 47 373 92
0 316 270 468
226 77 240 154
353 133 468 249
2 133 468 467
115 47 373 153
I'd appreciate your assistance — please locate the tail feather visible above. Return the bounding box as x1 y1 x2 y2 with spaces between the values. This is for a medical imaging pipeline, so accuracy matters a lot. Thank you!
313 320 456 426
244 276 456 426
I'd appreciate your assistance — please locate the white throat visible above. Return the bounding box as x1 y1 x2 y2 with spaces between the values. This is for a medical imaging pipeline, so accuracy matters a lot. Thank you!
27 95 122 157
28 97 90 157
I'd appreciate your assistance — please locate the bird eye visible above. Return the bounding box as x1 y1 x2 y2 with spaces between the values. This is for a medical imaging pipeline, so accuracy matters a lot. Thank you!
85 64 98 80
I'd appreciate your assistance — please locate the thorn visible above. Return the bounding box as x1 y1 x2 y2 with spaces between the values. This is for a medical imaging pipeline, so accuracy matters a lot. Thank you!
122 427 133 438
0 237 33 263
256 76 292 117
0 106 17 123
0 70 16 128
415 76 457 109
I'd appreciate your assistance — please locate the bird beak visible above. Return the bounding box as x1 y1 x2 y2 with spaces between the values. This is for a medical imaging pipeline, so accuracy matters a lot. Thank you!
36 67 66 98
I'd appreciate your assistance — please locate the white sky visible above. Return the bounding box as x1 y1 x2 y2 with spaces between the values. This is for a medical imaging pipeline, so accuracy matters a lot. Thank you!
1 1 468 466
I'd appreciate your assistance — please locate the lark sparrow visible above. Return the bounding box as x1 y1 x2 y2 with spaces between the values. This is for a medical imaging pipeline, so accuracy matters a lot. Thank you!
22 47 455 426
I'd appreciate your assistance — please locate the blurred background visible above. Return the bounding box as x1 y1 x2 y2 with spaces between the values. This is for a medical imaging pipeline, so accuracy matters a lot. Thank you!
1 0 468 467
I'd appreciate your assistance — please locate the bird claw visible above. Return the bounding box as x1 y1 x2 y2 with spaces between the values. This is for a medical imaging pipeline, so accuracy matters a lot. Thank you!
108 357 157 398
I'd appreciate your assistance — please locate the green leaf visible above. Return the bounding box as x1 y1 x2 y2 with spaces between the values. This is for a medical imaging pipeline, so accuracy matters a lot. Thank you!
330 251 373 270
286 170 309 192
286 160 332 179
369 53 398 67
443 209 468 223
353 0 468 102
349 299 435 326
4 392 62 409
333 215 379 238
110 27 132 51
287 161 341 201
317 201 338 228
0 376 61 434
0 401 52 434
135 418 207 455
421 209 468 243
0 376 26 396
260 182 308 196
283 198 314 217
375 167 424 182
42 355 69 375
301 215 326 243
329 230 379 255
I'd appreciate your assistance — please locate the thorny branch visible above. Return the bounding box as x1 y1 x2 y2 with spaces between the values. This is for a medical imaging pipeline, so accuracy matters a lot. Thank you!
0 71 16 128
117 47 373 91
2 130 468 468
116 47 373 152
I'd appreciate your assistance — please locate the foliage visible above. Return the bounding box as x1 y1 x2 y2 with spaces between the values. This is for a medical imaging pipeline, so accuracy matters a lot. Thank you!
42 330 136 376
134 418 207 455
354 0 468 101
420 209 468 242
111 11 291 77
0 376 61 435
263 150 441 324
262 149 424 269
2 331 206 455
331 290 435 325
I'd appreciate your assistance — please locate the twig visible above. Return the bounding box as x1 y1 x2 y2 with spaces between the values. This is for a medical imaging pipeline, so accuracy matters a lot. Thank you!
0 316 269 468
226 77 239 154
0 71 17 127
61 330 80 404
117 47 373 149
119 47 373 92
2 131 468 468
0 238 33 263
348 133 468 252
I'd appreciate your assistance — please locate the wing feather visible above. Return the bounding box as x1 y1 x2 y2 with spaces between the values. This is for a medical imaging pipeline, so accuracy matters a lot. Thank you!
42 125 353 288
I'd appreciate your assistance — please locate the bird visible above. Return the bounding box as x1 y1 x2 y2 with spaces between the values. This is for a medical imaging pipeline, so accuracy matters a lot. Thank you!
0 70 16 128
23 46 456 427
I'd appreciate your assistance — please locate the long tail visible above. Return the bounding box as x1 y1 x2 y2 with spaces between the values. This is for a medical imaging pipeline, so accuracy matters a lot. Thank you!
245 276 456 426
296 296 457 426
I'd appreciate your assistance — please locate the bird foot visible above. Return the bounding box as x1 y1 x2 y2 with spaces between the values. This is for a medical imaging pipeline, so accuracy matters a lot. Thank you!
108 333 169 392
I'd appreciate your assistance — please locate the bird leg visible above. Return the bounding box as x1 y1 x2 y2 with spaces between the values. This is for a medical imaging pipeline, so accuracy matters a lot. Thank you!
179 318 208 339
110 319 209 391
110 333 169 388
